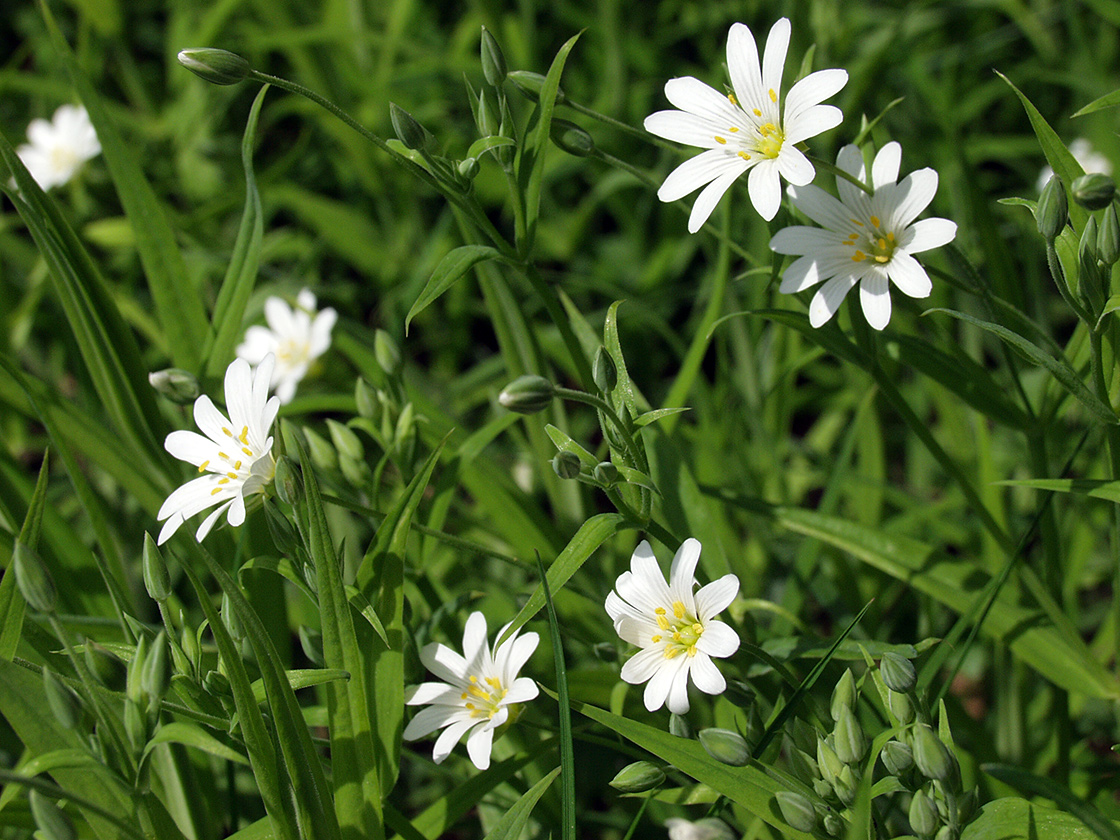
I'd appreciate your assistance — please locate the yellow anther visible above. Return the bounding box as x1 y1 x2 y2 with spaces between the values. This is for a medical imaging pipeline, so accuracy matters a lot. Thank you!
469 675 478 683
728 93 738 105
753 108 762 117
738 151 751 160
485 677 501 688
242 447 254 456
687 645 697 657
672 632 682 642
672 601 686 619
887 232 896 242
239 426 249 444
211 487 222 496
461 692 468 700
656 614 670 630
768 88 777 102
874 255 891 263
664 647 680 659
218 451 230 460
222 427 232 437
870 215 881 228
878 238 887 249
465 702 475 710
468 685 489 700
692 623 704 634
234 460 242 470
651 634 662 643
198 460 210 473
226 472 238 479
715 136 727 145
851 218 864 226
852 250 866 262
219 477 230 485
655 607 666 615
728 126 740 133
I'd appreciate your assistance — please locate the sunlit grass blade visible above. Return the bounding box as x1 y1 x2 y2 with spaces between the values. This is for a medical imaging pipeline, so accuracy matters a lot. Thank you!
982 765 1120 840
482 766 562 840
535 549 573 840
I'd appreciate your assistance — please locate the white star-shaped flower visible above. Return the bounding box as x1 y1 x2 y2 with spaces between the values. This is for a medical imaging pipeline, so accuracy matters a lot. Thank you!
403 611 539 770
606 539 740 714
236 289 337 404
157 355 279 544
770 141 958 330
16 104 101 191
644 18 848 229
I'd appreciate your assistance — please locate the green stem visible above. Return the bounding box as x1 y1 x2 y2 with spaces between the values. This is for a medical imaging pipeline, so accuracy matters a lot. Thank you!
806 154 873 195
554 386 645 473
565 98 676 149
1045 242 1093 325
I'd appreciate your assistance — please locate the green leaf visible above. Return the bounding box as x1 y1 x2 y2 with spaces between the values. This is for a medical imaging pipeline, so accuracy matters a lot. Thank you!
39 0 209 369
466 135 516 160
982 765 1120 840
143 722 250 766
545 424 598 468
406 246 504 335
998 477 1120 503
1073 88 1120 117
535 549 574 840
0 452 49 660
482 767 562 840
1096 294 1120 329
633 407 691 428
203 85 268 378
962 797 1100 840
927 308 1116 423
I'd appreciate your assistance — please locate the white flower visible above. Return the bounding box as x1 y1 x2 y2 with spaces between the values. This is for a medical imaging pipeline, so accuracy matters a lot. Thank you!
236 289 337 404
644 18 848 229
666 817 736 840
16 104 101 191
1037 137 1112 192
157 355 279 544
404 611 539 770
770 142 958 330
605 539 740 714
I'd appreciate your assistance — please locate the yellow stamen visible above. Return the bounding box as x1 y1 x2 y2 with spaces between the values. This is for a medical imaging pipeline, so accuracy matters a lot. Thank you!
222 427 232 437
715 136 727 145
461 692 468 700
239 426 249 444
728 126 739 133
226 472 238 479
728 93 738 105
878 238 887 250
664 647 680 659
874 255 891 263
738 151 751 161
234 460 242 470
887 232 896 242
651 634 662 643
656 614 670 630
768 88 778 102
687 645 697 657
211 487 222 495
654 607 666 615
218 451 230 460
219 477 230 485
852 250 866 262
485 677 501 687
242 447 254 456
672 601 686 619
870 215 881 228
851 218 864 227
198 460 210 473
753 108 762 117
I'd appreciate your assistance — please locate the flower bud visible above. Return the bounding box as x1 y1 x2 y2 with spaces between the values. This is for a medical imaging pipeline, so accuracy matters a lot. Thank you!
181 624 201 677
203 669 232 699
13 540 55 613
822 813 844 837
479 27 508 87
374 329 402 376
551 451 582 480
507 70 566 104
817 738 844 786
148 368 200 404
934 827 956 840
355 379 379 420
499 374 555 414
593 346 617 393
881 739 914 776
43 667 82 730
1099 203 1120 266
142 631 171 703
127 634 151 704
1072 172 1116 210
389 103 429 151
787 744 819 785
273 456 302 507
608 760 665 792
550 119 595 157
833 764 858 806
830 669 857 720
326 419 364 463
177 48 251 85
1037 175 1068 243
221 592 246 642
29 790 76 840
340 454 371 488
909 789 940 838
699 727 750 766
880 652 916 693
593 461 619 485
888 689 915 724
775 791 817 833
457 156 480 181
910 724 953 782
476 91 500 137
86 643 127 691
665 818 735 840
142 533 172 602
833 705 867 765
669 712 692 739
124 696 148 750
304 427 338 471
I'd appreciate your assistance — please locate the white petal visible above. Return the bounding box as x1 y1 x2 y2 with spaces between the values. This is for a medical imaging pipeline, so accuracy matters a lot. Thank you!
747 160 782 221
871 141 902 189
164 430 220 467
264 297 296 336
663 76 744 127
405 682 460 706
157 512 186 545
420 642 469 685
859 272 893 330
605 590 632 623
192 395 232 445
643 654 685 712
887 251 933 299
498 632 539 683
688 167 743 233
466 725 495 770
658 149 744 203
776 146 815 187
888 169 939 230
237 326 277 364
904 217 957 253
615 614 662 647
809 274 859 327
296 289 317 310
195 500 234 541
157 474 228 521
460 611 489 667
504 677 539 704
784 68 848 125
403 704 460 740
835 145 868 208
784 104 843 146
668 538 702 607
665 657 693 714
432 718 476 764
694 574 739 620
625 541 673 609
696 621 741 658
224 358 255 437
644 111 728 148
760 18 791 106
688 653 726 696
778 255 825 294
226 493 247 527
726 23 764 115
309 309 337 357
621 646 666 685
771 225 838 256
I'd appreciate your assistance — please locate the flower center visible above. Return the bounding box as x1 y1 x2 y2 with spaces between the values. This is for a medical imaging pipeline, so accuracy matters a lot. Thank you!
276 337 312 366
461 674 508 719
847 215 897 264
49 145 81 174
651 601 705 659
200 425 271 496
714 89 786 163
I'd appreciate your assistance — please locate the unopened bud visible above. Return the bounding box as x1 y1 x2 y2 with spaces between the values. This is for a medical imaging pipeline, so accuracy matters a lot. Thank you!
148 368 200 404
880 652 916 693
822 813 844 837
85 643 127 691
911 724 953 782
1099 203 1120 266
699 727 750 766
124 696 148 749
14 540 55 613
817 738 844 785
479 27 507 87
909 789 940 838
593 346 617 393
355 379 379 420
142 631 171 703
934 827 956 840
476 91 500 137
273 456 302 506
29 789 76 840
299 625 325 668
833 705 867 765
507 71 566 104
390 103 429 151
550 119 595 157
43 667 82 730
127 635 151 704
1072 172 1116 210
499 374 555 414
593 461 619 485
374 329 402 375
775 791 817 833
881 739 914 776
1037 175 1068 242
177 48 252 85
340 454 372 487
327 420 365 463
830 669 857 720
669 712 692 739
551 451 582 479
142 533 171 602
833 764 858 806
203 669 232 699
457 156 480 181
888 689 915 724
609 760 665 792
304 427 338 471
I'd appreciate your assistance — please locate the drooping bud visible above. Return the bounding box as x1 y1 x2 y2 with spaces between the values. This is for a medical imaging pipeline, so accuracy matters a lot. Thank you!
609 760 665 792
830 669 857 720
593 461 619 485
1099 202 1120 266
43 667 82 730
909 788 941 838
775 791 817 834
880 652 916 693
13 540 55 613
374 329 402 376
479 27 508 87
177 48 252 85
1037 175 1068 243
273 456 302 506
1071 172 1116 210
911 724 953 782
881 739 914 776
148 368 200 404
507 70 566 104
389 103 429 152
142 533 171 602
551 451 582 480
833 705 867 765
29 790 76 840
699 728 750 766
499 374 555 414
593 346 617 393
550 119 595 157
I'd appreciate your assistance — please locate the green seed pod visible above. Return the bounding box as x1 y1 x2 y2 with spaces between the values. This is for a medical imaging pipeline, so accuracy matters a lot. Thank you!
43 667 82 730
142 631 171 704
551 452 582 480
273 456 302 507
374 329 402 376
593 346 617 393
29 790 76 840
389 102 429 152
479 26 508 87
669 712 692 739
327 419 365 463
1072 172 1116 210
880 652 917 693
817 737 844 787
550 118 595 157
147 367 200 404
84 643 127 692
911 724 953 783
833 705 867 765
830 669 857 720
888 688 915 724
304 427 338 471
881 739 915 776
142 533 171 602
909 789 941 838
1098 202 1120 266
775 791 817 833
355 379 379 421
608 760 665 792
507 70 566 104
1037 175 1068 243
13 540 56 613
593 461 619 485
499 374 555 414
699 728 751 766
177 48 251 85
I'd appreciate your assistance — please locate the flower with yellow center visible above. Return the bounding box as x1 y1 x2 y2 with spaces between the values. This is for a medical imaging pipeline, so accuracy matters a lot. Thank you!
644 18 848 229
237 289 337 404
770 142 958 330
16 104 101 191
606 539 740 714
403 611 539 770
157 355 279 544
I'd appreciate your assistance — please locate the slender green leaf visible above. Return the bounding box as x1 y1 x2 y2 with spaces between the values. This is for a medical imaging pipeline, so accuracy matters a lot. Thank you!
482 767 562 840
982 765 1120 840
963 797 1099 840
143 722 250 766
406 246 504 334
998 477 1120 503
1097 294 1120 329
545 423 599 468
633 407 691 428
0 452 49 660
535 550 574 840
1073 87 1120 117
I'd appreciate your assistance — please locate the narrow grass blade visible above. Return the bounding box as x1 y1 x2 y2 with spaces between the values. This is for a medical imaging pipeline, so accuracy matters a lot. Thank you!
982 765 1120 840
0 451 49 659
999 477 1120 502
406 245 504 335
1073 88 1120 117
482 766 562 840
142 722 250 766
535 550 573 840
